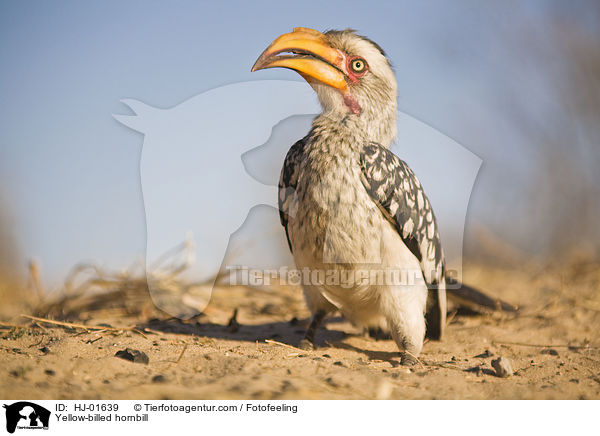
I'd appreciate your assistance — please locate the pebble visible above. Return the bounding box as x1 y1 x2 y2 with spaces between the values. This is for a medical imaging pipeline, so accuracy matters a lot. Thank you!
325 377 338 388
491 356 513 378
115 348 149 364
152 374 167 383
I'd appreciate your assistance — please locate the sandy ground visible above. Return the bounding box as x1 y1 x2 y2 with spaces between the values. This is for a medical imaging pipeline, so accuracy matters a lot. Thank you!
1 261 599 400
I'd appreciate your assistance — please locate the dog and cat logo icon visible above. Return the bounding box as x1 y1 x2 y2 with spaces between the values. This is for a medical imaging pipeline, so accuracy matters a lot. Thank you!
3 402 50 433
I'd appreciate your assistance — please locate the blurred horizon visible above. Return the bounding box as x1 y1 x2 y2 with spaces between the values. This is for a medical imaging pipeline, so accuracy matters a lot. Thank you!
1 1 599 287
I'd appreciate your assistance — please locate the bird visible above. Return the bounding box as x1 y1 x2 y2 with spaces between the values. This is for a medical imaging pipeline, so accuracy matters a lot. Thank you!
252 27 515 365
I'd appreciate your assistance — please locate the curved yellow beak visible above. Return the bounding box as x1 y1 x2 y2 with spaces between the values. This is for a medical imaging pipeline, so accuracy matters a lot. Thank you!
251 27 348 93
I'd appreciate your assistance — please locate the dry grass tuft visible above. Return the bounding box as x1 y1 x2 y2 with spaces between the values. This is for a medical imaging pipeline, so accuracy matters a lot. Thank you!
33 237 223 322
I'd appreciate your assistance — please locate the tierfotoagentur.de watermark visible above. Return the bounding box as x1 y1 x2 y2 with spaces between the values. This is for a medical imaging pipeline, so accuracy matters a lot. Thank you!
227 265 458 289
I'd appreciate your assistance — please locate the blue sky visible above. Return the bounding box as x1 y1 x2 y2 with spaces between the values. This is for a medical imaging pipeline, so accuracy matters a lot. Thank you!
1 1 597 285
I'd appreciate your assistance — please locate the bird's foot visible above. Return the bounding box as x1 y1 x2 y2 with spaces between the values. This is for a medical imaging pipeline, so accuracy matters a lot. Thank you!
400 352 419 367
299 339 315 351
298 310 326 351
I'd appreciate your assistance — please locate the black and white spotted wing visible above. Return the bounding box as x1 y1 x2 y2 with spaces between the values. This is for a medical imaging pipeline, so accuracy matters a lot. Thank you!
359 143 445 287
278 136 308 252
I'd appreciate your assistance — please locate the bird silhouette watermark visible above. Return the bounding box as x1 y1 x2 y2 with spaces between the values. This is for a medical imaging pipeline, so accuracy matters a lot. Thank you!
114 80 481 318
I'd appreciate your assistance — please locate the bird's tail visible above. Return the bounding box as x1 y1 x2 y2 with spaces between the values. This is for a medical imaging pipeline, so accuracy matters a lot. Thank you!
445 276 519 313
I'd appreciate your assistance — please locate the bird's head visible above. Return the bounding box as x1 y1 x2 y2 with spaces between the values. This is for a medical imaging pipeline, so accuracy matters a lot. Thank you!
252 27 397 145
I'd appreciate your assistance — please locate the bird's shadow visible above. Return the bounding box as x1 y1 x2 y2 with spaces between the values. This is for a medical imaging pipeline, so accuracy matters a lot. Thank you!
328 341 401 367
135 316 399 364
136 316 346 349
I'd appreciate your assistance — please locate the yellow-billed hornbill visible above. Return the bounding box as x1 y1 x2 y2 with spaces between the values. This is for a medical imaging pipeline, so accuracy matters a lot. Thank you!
252 28 514 364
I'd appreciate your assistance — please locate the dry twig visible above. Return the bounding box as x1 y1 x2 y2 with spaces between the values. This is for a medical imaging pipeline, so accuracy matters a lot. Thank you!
20 314 155 340
493 340 598 350
176 344 189 364
265 339 308 353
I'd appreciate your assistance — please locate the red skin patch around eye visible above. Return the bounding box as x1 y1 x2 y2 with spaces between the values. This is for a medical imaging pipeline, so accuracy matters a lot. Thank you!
342 56 367 114
346 56 368 83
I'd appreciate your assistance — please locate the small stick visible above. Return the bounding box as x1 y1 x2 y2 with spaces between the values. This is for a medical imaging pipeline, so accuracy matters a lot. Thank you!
130 329 148 339
28 337 46 348
265 339 308 353
446 310 458 325
425 361 465 373
143 328 164 336
176 344 189 364
403 350 426 370
493 340 598 350
21 315 97 331
21 315 154 340
32 322 48 331
0 322 31 329
93 328 110 335
28 260 44 302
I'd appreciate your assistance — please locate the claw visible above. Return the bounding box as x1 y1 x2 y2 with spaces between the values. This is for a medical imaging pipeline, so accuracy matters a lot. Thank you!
299 338 315 351
400 352 418 367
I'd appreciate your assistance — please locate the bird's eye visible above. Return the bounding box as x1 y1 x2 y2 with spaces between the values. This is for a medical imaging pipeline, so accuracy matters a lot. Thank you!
350 57 367 74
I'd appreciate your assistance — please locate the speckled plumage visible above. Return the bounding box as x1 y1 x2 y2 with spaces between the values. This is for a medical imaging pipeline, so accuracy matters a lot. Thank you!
273 29 446 361
359 143 445 285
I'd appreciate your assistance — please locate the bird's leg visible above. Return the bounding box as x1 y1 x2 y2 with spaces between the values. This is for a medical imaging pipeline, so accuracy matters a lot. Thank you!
425 285 447 340
382 286 427 366
299 310 327 350
391 331 424 367
399 349 419 366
